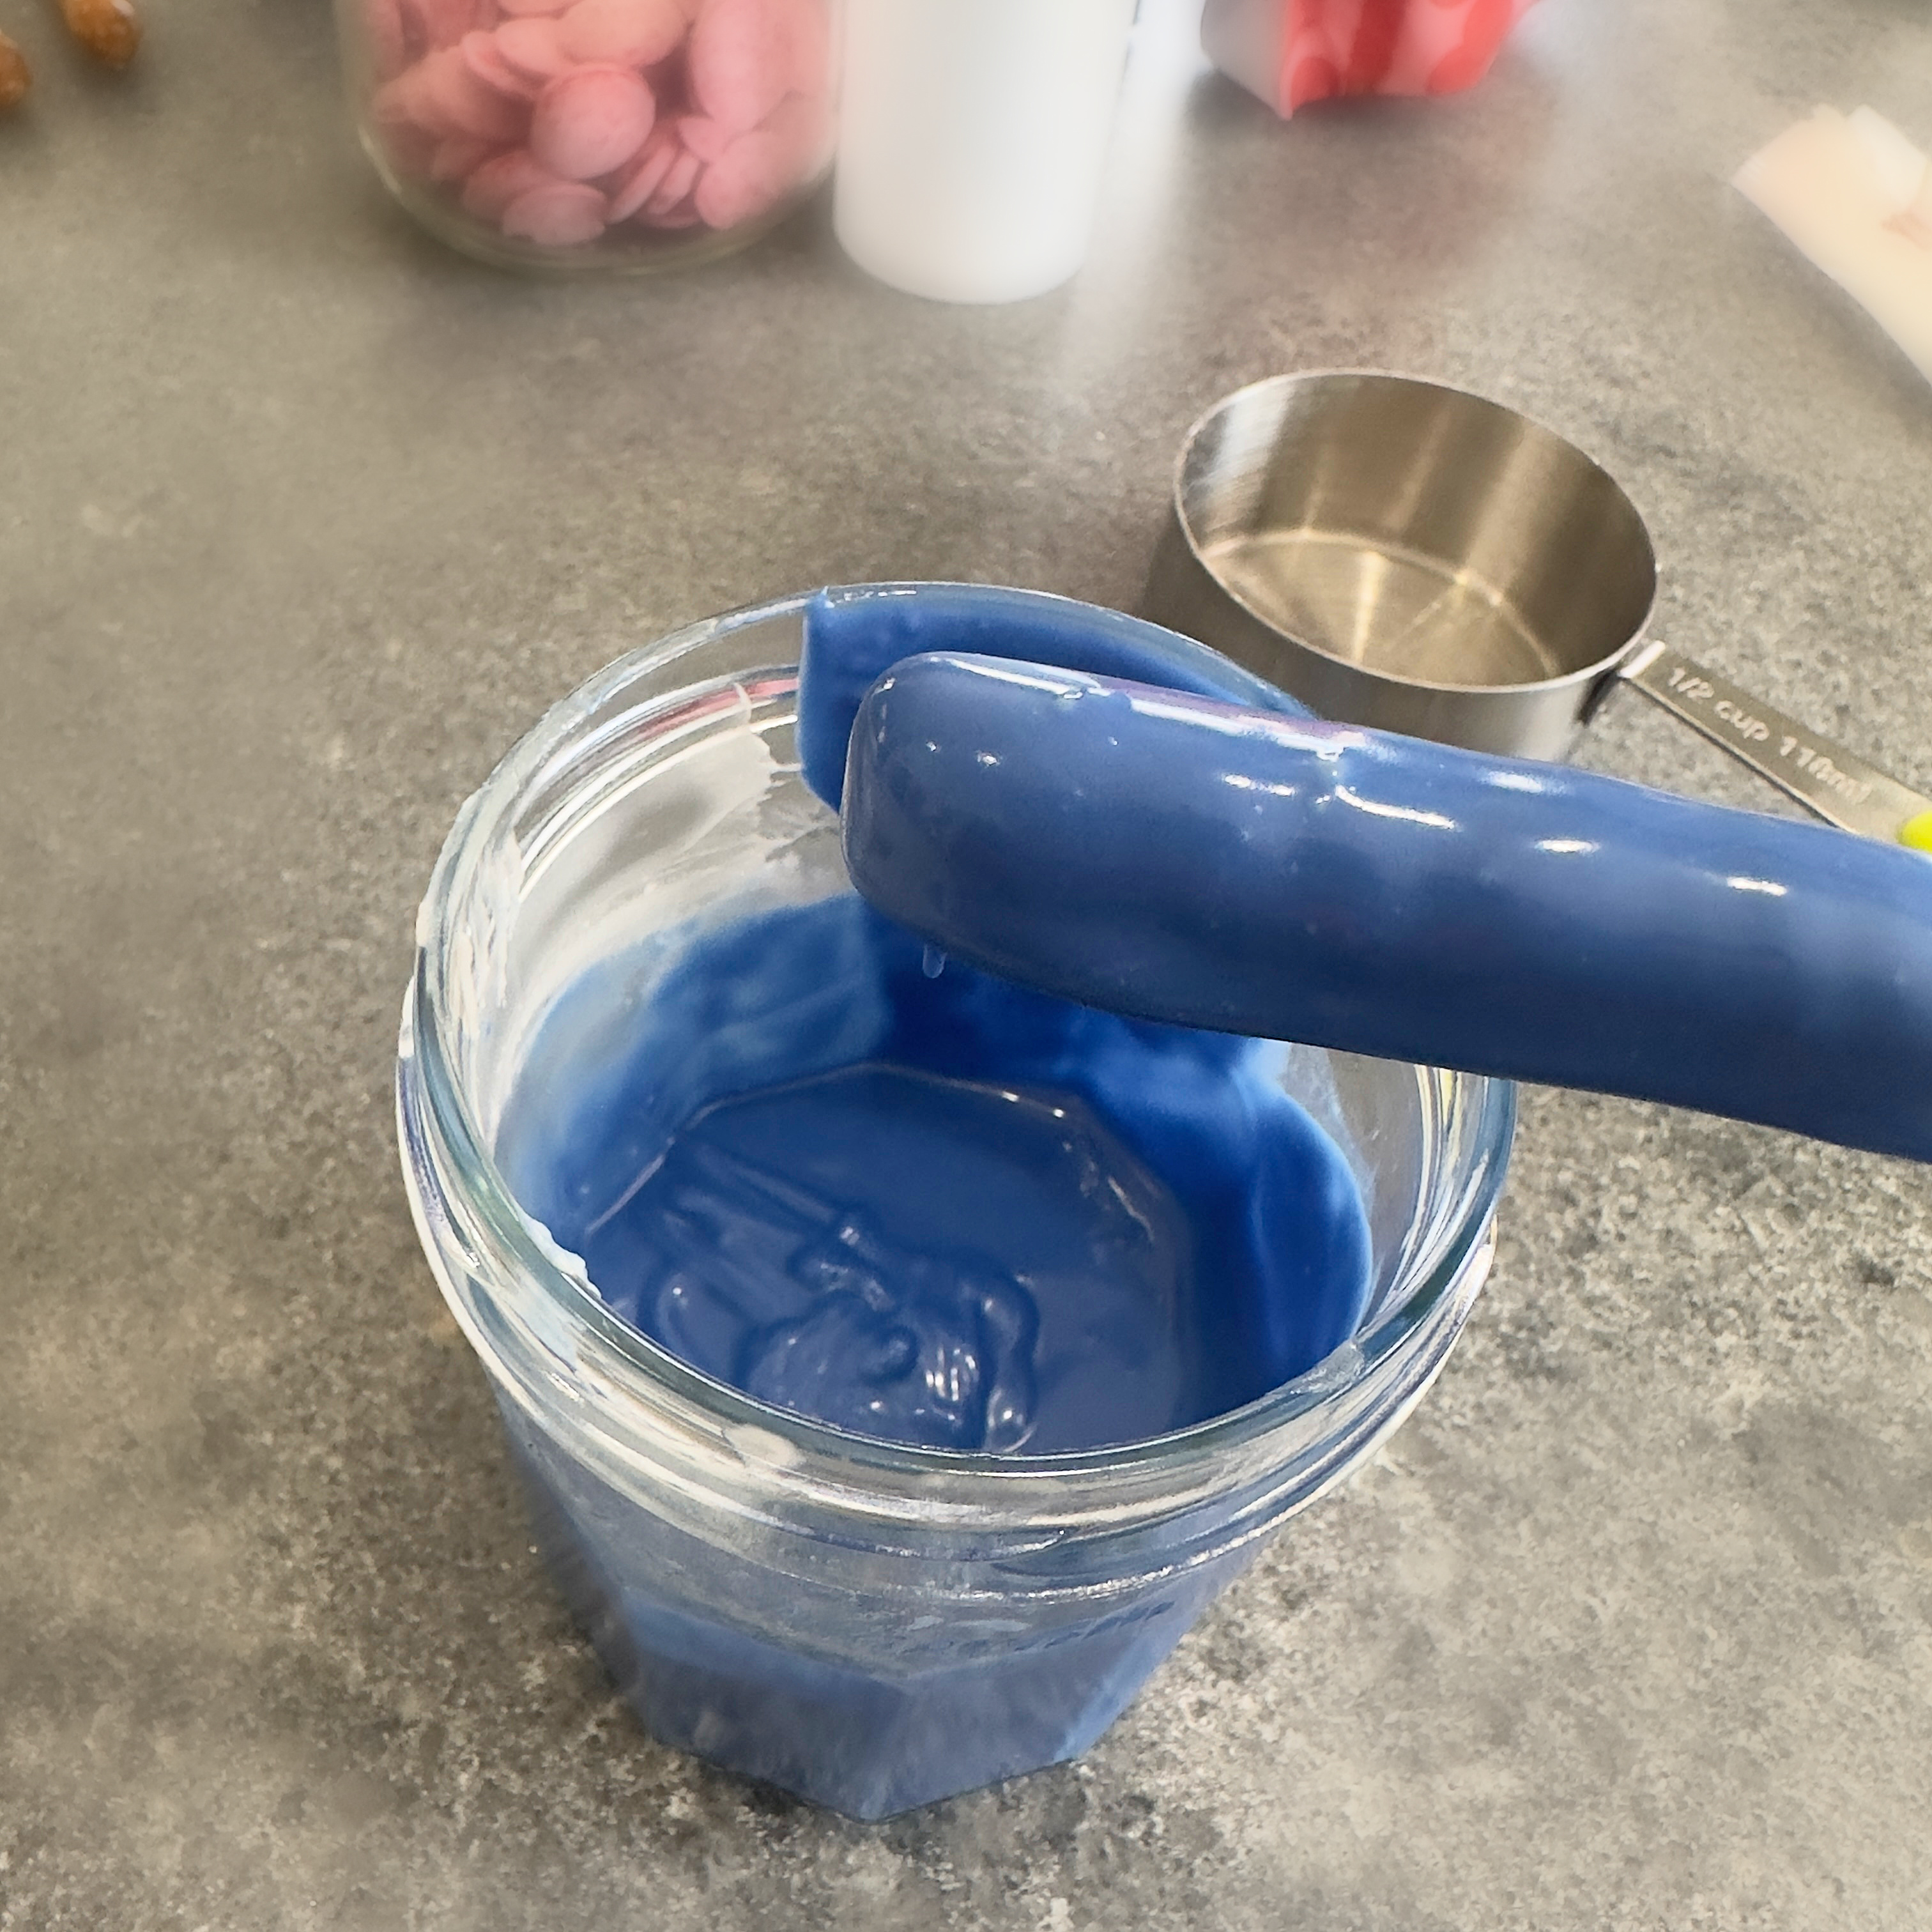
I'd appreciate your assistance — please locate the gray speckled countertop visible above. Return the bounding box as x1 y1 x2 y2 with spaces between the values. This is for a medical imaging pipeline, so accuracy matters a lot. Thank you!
4 1 1931 1926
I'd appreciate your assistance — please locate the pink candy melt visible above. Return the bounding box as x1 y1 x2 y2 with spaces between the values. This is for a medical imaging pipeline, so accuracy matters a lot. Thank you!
397 0 475 60
366 0 408 79
529 65 656 180
462 148 560 218
765 88 828 171
677 114 731 162
423 0 482 48
370 0 832 249
495 15 572 80
646 143 702 218
461 28 544 100
556 0 685 69
605 125 682 219
502 180 610 244
430 134 496 182
379 122 440 178
687 0 790 133
421 45 528 141
783 0 826 96
693 126 785 228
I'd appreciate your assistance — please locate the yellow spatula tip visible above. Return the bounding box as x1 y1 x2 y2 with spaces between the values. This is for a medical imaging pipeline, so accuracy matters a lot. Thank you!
1901 810 1932 854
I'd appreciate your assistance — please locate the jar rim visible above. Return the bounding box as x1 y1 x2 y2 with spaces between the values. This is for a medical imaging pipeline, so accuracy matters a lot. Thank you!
404 586 1518 1498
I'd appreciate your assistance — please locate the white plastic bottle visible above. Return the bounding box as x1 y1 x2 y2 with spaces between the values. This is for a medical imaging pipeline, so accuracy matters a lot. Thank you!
833 0 1142 304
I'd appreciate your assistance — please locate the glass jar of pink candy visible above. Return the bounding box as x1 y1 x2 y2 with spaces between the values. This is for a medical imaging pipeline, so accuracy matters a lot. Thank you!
335 0 836 271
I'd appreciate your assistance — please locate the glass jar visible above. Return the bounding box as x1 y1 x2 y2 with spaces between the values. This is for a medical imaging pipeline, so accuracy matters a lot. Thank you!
335 0 838 272
395 589 1516 1818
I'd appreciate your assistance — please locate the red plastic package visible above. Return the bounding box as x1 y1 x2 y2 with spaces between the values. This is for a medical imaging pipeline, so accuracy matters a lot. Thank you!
1202 0 1539 118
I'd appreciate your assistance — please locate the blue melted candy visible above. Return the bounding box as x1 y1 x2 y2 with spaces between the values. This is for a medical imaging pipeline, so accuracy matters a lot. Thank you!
501 893 1373 1453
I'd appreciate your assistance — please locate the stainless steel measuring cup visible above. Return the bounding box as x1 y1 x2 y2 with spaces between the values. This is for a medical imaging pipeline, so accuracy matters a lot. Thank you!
1142 371 1932 850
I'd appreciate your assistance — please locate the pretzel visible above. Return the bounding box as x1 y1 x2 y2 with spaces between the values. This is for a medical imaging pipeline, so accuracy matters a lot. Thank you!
60 0 141 66
0 28 29 105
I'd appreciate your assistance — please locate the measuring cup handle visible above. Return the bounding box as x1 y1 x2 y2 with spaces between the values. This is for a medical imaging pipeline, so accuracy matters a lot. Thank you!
1618 641 1932 849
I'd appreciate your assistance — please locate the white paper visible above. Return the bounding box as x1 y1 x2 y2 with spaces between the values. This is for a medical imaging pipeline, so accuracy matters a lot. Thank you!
1734 106 1932 383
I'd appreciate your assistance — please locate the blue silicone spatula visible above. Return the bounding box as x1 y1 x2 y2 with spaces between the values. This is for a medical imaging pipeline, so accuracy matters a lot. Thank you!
801 586 1932 1165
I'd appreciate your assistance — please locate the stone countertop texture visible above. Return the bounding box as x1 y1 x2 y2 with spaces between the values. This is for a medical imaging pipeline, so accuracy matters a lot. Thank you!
4 0 1931 1926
